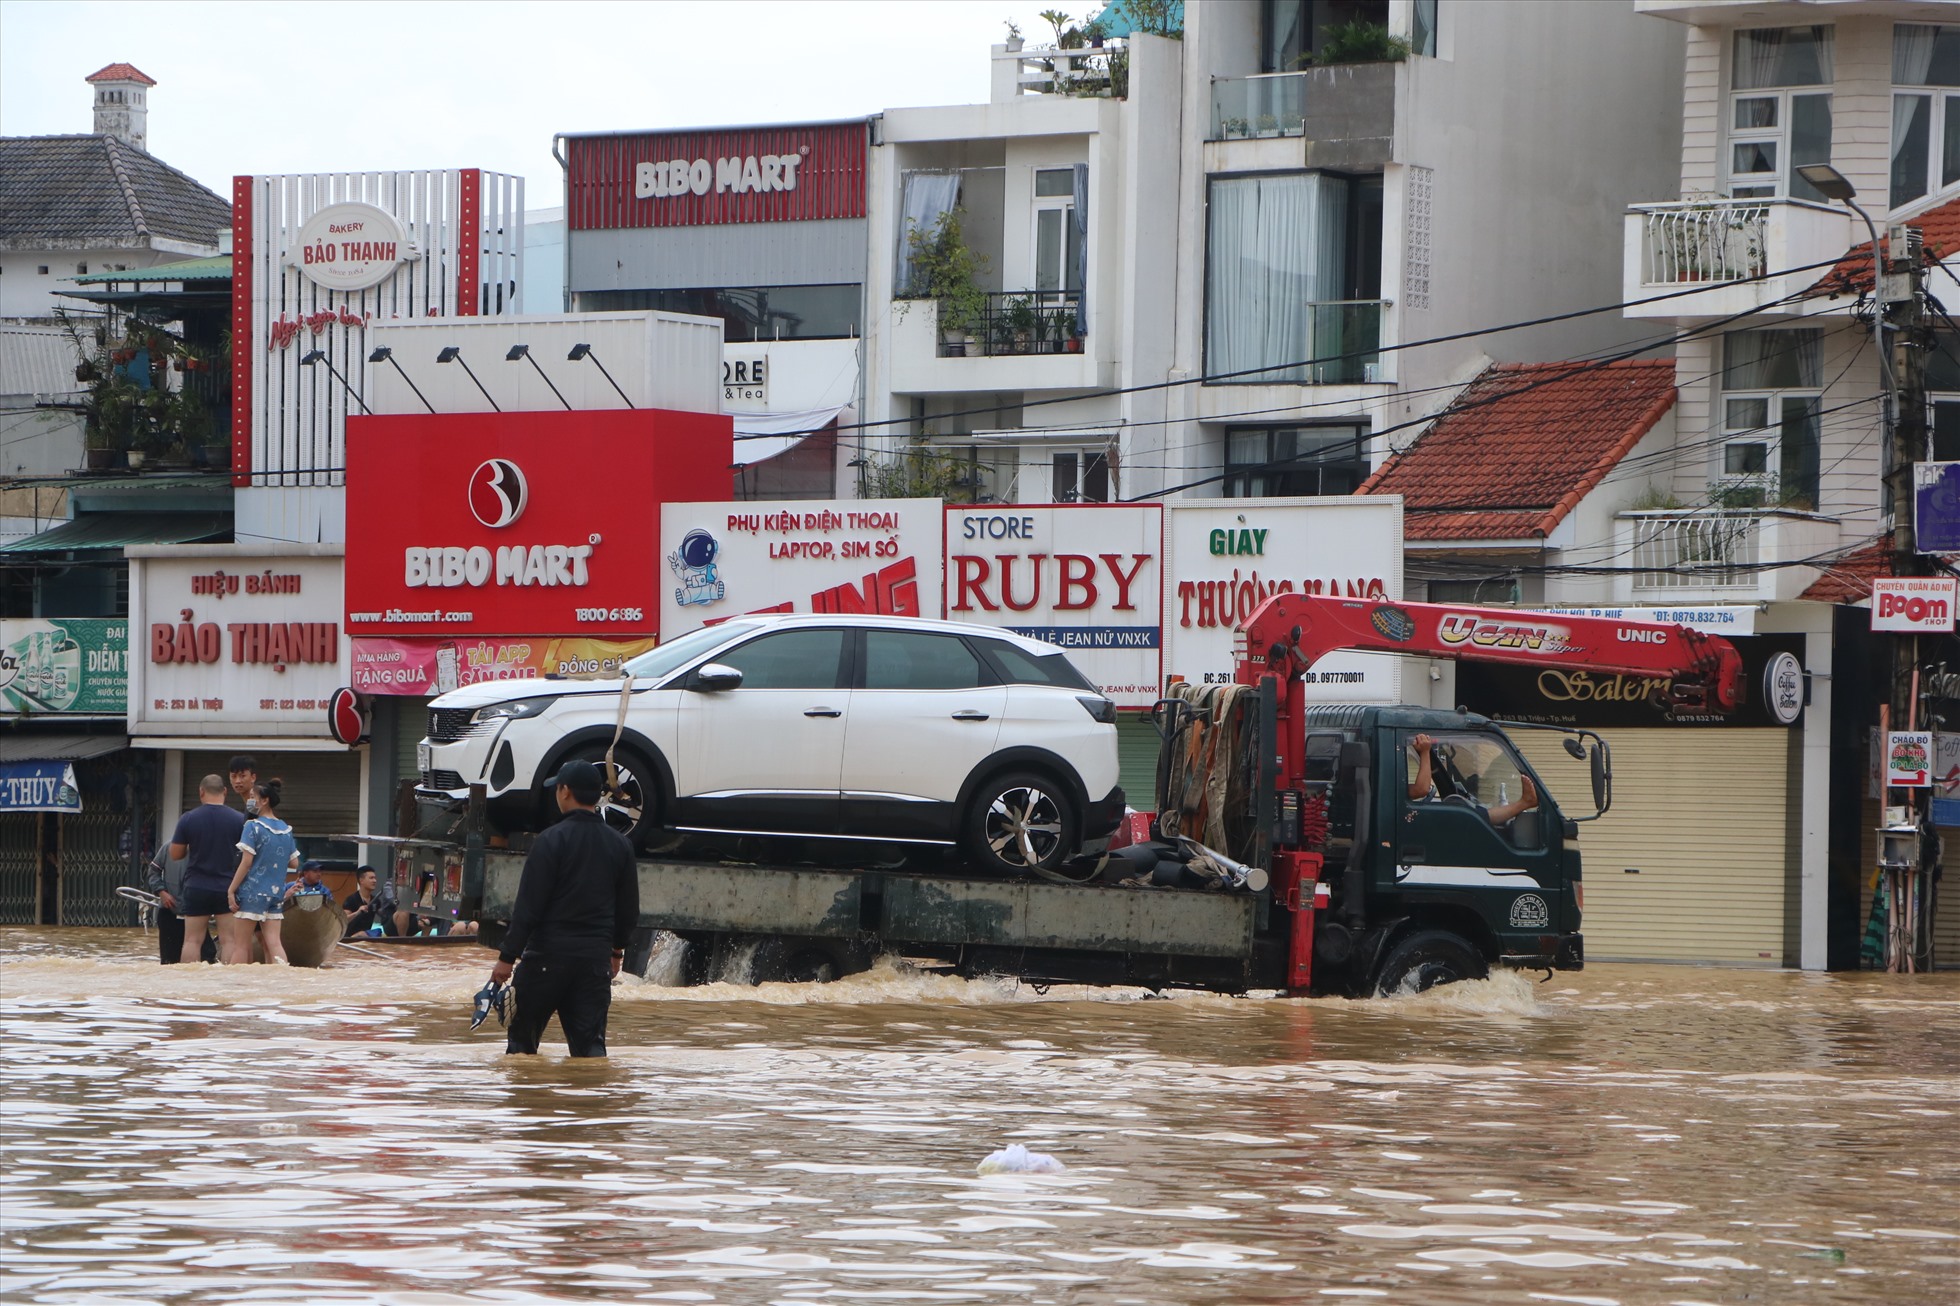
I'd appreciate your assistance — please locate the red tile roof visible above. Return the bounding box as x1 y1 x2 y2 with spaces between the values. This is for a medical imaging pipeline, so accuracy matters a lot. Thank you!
1811 192 1960 298
86 63 156 86
1357 359 1677 542
1800 538 1893 604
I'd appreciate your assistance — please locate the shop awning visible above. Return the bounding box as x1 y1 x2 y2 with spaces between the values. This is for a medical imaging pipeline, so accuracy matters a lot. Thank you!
0 734 125 763
731 405 849 468
0 511 231 554
0 761 84 813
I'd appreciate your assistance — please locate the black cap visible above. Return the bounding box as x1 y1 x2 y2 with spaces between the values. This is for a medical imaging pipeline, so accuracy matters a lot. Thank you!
300 860 324 874
543 759 604 803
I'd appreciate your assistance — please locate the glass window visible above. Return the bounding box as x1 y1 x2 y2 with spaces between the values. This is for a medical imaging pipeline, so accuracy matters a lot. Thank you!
1051 450 1110 502
714 629 846 690
1034 168 1075 198
1404 731 1540 846
862 631 983 690
1411 0 1437 58
574 285 861 342
1223 424 1368 497
1720 330 1822 507
624 621 764 680
980 640 1097 690
1426 577 1519 605
1734 26 1833 90
1206 172 1383 384
1728 27 1833 201
1892 27 1960 208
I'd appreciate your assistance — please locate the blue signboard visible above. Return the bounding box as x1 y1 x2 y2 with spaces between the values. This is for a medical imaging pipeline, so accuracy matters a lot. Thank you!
1914 462 1960 554
0 761 82 814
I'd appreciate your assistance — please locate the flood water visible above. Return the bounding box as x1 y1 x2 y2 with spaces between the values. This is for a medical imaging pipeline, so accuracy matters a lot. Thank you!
2 928 1957 1305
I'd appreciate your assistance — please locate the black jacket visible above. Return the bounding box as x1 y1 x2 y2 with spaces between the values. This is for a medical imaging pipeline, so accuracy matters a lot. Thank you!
498 809 639 963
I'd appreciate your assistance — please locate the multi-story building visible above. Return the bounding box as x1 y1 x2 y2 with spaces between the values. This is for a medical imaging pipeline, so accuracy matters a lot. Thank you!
857 0 1685 510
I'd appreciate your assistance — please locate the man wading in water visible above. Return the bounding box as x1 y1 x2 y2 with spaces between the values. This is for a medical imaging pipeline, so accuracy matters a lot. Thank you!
486 760 639 1057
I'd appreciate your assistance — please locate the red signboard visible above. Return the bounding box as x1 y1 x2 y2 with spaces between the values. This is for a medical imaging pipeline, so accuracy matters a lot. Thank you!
344 409 731 638
566 122 868 231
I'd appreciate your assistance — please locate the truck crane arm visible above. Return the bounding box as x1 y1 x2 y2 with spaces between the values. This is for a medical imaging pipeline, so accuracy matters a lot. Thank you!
1235 593 1745 716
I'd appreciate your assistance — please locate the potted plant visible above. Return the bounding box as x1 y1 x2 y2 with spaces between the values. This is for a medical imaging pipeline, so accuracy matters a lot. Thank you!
1256 113 1280 137
1302 19 1411 66
1003 18 1023 51
1221 116 1250 139
902 208 990 355
1003 295 1038 351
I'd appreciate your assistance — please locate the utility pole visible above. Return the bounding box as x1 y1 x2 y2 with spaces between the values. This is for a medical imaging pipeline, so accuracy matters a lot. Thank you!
1883 221 1936 972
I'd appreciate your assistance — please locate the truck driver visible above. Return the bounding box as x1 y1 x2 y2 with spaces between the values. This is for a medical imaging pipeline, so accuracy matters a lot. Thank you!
1408 732 1539 827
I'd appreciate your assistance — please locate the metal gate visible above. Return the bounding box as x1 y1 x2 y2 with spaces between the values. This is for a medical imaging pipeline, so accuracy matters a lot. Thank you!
0 813 37 924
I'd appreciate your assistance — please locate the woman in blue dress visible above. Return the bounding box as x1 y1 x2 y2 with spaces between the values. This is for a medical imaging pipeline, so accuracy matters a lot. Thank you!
225 778 300 964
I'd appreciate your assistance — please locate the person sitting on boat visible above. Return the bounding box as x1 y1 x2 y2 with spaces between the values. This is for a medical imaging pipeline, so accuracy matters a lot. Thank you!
283 861 337 908
342 866 397 939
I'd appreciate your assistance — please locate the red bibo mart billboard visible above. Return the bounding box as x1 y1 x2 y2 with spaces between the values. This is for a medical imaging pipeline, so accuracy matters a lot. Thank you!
344 409 731 639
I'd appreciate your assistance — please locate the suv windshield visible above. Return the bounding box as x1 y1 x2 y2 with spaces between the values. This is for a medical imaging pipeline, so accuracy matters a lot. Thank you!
622 621 763 681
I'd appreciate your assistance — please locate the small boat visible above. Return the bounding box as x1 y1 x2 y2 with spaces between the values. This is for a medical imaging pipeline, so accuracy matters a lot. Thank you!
281 894 346 968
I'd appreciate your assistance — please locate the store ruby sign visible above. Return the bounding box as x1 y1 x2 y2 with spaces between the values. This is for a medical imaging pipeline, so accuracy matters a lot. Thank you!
344 409 731 638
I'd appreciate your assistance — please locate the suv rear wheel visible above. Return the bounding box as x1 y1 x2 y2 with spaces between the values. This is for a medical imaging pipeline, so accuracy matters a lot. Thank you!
964 771 1075 876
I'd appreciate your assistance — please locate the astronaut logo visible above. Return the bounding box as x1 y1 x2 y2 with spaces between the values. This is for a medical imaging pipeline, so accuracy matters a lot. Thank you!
668 528 726 607
468 459 528 529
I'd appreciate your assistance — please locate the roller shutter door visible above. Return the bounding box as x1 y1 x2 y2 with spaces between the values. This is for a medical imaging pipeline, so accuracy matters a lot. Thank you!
1116 716 1161 811
178 749 363 858
1513 729 1795 965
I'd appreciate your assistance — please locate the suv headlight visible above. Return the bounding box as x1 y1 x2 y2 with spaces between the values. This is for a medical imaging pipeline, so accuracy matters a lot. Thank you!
471 698 558 724
1076 695 1117 724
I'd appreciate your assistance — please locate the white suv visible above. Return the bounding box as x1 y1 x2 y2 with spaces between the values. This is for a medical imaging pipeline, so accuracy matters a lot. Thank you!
418 614 1125 875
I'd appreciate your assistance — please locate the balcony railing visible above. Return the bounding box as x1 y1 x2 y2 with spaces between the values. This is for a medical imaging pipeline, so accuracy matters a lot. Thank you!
1211 300 1385 384
1211 73 1308 140
1634 201 1770 285
1620 507 1839 601
940 290 1084 358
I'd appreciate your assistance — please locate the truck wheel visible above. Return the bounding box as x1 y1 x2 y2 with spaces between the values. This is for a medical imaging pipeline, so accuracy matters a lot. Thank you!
1373 930 1487 996
561 743 660 853
964 771 1075 875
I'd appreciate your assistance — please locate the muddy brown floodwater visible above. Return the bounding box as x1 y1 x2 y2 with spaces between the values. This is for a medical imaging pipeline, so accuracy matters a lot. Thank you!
1 926 1957 1305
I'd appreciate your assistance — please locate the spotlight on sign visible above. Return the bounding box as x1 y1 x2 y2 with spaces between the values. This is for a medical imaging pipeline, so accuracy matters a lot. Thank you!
504 343 570 410
435 346 500 413
566 343 634 409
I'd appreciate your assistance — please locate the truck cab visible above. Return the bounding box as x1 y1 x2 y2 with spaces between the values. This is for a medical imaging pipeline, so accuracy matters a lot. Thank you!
1299 705 1590 995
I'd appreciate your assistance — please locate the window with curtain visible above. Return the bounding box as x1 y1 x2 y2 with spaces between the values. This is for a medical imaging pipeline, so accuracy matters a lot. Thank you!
1260 1 1387 73
1925 329 1960 461
1729 26 1834 202
1032 168 1082 293
1222 424 1367 497
1206 172 1382 384
895 171 961 297
1411 0 1438 58
1719 329 1822 507
1891 24 1960 209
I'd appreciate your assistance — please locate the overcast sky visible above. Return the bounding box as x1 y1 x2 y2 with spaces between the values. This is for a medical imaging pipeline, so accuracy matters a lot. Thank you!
0 0 1083 211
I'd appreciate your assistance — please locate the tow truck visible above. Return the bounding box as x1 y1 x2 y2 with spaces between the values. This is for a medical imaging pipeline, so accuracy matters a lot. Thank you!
391 595 1745 996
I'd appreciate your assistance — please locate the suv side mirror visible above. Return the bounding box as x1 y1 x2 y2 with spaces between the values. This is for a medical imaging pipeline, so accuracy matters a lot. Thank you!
691 663 744 692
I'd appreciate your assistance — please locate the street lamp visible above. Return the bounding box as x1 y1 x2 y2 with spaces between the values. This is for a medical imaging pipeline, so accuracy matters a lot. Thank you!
297 348 371 414
504 343 571 410
1795 164 1897 406
567 343 635 408
436 346 500 412
367 346 435 413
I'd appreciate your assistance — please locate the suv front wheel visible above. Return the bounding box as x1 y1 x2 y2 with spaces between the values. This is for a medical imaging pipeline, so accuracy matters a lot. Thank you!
964 771 1076 876
549 743 659 853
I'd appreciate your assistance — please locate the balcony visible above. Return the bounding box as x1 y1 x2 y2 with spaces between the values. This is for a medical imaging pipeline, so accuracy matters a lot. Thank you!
1616 508 1839 603
1204 65 1396 169
888 297 1103 394
1623 198 1850 319
1211 74 1308 140
1208 300 1386 386
940 290 1083 358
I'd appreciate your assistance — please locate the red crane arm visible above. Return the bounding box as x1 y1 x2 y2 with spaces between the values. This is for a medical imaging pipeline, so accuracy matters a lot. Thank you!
1235 593 1745 715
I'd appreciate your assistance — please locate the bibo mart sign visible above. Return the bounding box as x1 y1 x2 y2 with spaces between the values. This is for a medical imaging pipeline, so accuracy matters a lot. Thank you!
343 409 732 639
943 505 1162 708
